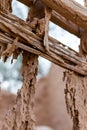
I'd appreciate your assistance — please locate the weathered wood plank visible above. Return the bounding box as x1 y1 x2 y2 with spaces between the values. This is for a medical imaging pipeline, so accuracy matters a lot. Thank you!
0 32 87 76
42 0 87 31
51 11 82 38
18 0 33 6
0 11 87 75
17 0 82 38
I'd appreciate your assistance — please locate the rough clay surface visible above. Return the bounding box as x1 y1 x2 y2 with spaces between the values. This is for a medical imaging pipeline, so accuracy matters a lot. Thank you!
1 52 38 130
64 71 87 130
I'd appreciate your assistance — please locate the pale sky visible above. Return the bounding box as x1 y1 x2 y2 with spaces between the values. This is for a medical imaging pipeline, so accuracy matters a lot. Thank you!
75 0 84 5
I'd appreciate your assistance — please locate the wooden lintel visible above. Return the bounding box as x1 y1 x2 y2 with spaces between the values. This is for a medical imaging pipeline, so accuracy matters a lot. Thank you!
17 0 82 38
18 0 33 6
0 11 87 76
51 11 82 38
42 0 87 32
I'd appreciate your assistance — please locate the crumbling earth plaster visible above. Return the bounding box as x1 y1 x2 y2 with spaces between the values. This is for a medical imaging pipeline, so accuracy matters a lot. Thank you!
64 71 87 130
0 1 38 130
1 52 38 130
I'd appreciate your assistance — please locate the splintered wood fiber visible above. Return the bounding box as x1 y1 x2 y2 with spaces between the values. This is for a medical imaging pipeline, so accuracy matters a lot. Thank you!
64 71 87 130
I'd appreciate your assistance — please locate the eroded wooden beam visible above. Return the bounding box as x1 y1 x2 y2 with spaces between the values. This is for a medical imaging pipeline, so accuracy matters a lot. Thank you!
0 11 87 75
18 0 33 6
42 0 87 32
0 31 87 76
51 11 82 38
17 0 82 38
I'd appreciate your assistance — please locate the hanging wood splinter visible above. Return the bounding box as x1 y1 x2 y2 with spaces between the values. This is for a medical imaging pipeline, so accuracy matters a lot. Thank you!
27 0 52 51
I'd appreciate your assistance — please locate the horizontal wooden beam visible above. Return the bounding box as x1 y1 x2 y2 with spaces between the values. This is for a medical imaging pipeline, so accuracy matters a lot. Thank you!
18 0 33 6
0 32 87 76
42 0 87 32
51 11 82 38
17 0 82 38
0 11 87 75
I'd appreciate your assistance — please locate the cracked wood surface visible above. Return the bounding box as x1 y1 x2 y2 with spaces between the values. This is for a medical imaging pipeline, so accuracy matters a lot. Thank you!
64 1 87 130
0 11 87 75
41 0 87 32
18 0 83 38
0 0 87 75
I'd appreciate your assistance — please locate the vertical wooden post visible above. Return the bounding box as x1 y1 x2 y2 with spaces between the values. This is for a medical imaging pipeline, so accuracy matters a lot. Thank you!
79 31 87 56
2 52 38 130
1 1 38 130
64 1 87 130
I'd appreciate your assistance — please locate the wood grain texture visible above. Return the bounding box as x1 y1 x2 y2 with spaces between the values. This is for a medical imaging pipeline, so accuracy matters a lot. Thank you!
42 0 87 31
18 0 83 37
18 0 33 6
51 11 82 38
0 11 87 75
